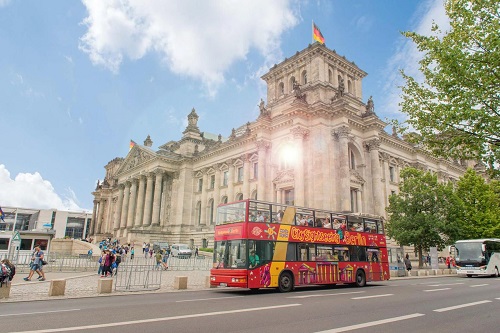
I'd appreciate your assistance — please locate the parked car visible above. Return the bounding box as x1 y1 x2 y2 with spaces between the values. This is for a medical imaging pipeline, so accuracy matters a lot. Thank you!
171 244 192 258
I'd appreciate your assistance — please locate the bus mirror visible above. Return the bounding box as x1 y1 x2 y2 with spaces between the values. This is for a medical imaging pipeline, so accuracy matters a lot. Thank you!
482 244 486 252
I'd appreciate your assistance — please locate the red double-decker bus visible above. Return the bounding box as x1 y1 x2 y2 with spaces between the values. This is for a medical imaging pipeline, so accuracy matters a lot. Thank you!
210 199 390 292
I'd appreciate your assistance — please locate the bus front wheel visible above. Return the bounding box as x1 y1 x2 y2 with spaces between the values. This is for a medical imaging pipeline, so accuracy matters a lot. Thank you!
278 272 294 293
355 270 366 287
494 268 499 278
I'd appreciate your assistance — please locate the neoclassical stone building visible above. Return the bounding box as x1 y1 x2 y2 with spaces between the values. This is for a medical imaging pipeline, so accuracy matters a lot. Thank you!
91 42 470 247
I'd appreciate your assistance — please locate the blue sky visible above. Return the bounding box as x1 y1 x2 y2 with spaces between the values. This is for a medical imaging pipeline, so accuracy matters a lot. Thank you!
0 0 448 212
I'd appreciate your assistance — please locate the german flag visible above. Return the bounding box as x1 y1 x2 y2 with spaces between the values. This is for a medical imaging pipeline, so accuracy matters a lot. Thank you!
313 23 325 44
0 207 5 222
129 140 136 150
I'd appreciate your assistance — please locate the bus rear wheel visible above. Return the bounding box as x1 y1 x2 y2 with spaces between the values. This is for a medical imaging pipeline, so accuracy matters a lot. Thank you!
355 270 366 287
278 272 294 293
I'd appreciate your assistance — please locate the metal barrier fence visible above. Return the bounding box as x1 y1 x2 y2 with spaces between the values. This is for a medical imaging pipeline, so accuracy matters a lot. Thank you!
0 252 213 273
114 264 162 291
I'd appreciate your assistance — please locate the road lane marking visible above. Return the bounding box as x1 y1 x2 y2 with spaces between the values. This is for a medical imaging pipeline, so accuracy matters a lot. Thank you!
470 284 489 288
351 294 393 300
10 304 301 333
0 309 80 317
433 300 492 312
423 288 451 292
426 283 464 287
314 313 425 332
288 291 365 299
176 296 245 302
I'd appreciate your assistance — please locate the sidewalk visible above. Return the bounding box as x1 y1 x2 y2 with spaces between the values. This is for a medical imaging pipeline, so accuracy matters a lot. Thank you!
2 269 211 303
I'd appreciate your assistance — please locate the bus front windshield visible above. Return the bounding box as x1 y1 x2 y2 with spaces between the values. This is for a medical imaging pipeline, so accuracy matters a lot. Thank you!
455 242 484 263
213 240 248 269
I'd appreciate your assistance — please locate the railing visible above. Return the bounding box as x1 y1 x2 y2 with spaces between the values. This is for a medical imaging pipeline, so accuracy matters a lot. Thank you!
0 252 213 273
114 264 162 291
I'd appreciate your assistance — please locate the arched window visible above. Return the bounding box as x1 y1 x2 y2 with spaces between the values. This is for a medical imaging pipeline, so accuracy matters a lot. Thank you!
208 199 215 225
289 76 296 93
236 193 243 201
221 196 228 204
328 69 333 83
350 150 356 170
279 82 284 96
251 190 258 200
301 70 307 84
348 80 352 94
196 201 202 225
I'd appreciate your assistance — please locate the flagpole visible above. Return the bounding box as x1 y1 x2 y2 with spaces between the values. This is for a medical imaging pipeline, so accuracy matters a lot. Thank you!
312 20 314 44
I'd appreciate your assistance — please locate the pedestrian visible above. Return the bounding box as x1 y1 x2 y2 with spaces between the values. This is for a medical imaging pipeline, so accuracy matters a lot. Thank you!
130 247 135 260
446 256 451 269
101 250 115 277
195 246 199 257
23 246 46 281
149 248 153 258
0 259 15 286
427 254 431 266
142 242 146 254
161 250 169 270
404 256 412 276
97 251 105 275
155 251 163 270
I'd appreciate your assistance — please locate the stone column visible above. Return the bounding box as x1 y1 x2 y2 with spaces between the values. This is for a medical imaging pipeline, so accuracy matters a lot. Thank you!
227 161 234 202
90 200 98 235
332 126 351 212
113 185 124 231
242 154 250 199
96 200 104 234
126 178 138 228
160 176 170 226
356 189 362 213
213 165 221 206
256 140 270 201
366 138 382 216
151 170 163 226
142 173 154 226
120 182 131 229
200 170 208 225
291 127 309 206
134 175 146 227
333 67 339 88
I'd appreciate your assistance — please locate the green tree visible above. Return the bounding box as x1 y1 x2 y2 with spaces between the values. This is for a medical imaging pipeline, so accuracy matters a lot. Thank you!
454 169 500 238
386 167 457 267
398 0 500 175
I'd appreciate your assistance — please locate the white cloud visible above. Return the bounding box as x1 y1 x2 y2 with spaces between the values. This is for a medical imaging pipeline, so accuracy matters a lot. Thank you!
380 0 449 120
0 164 85 211
79 0 299 96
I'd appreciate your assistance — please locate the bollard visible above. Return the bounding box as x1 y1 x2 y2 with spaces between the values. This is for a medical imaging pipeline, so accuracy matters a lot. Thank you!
49 279 66 297
0 283 11 299
429 269 437 276
174 276 188 290
98 278 113 294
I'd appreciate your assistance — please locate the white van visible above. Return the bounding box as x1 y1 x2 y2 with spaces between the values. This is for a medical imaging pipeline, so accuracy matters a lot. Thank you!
171 244 192 258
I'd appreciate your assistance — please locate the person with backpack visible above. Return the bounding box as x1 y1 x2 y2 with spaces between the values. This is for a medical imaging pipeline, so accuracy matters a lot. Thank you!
1 259 15 286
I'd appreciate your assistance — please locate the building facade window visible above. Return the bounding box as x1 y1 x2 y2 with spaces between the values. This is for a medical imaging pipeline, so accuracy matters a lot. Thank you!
210 174 215 189
279 82 284 96
389 166 395 182
237 167 243 182
253 162 258 179
208 199 214 224
223 171 228 186
198 178 203 192
350 150 356 170
350 189 358 212
196 201 202 225
302 70 307 84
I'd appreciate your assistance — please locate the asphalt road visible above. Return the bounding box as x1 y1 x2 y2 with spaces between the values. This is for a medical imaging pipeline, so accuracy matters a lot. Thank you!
2 276 499 333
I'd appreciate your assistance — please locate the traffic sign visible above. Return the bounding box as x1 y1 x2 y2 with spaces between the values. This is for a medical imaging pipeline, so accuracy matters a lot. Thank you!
12 231 21 241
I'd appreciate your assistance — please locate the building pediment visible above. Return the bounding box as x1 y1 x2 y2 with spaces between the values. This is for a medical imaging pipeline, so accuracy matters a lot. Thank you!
350 169 365 185
117 146 156 174
273 169 295 186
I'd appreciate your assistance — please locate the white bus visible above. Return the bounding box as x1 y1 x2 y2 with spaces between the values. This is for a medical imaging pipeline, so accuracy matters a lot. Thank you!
453 239 500 277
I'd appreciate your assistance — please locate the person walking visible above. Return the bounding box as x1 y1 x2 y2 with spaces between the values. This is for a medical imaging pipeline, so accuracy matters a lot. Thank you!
23 246 46 281
194 246 199 257
404 256 412 276
130 247 135 260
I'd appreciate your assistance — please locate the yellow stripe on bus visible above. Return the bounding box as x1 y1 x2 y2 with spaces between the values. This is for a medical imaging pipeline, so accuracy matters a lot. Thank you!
269 206 296 287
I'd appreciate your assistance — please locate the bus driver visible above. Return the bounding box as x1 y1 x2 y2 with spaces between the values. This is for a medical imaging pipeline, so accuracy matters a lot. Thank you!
249 250 260 268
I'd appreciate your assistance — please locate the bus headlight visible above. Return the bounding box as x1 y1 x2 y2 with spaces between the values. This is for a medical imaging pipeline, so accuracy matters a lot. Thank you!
210 276 216 281
231 278 246 283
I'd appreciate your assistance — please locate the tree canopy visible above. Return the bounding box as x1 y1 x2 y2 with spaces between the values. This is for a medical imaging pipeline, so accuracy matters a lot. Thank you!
398 0 500 175
386 167 457 267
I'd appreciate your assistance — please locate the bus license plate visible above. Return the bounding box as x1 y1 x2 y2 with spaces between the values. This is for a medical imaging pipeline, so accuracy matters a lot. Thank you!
219 283 227 287
467 271 474 274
